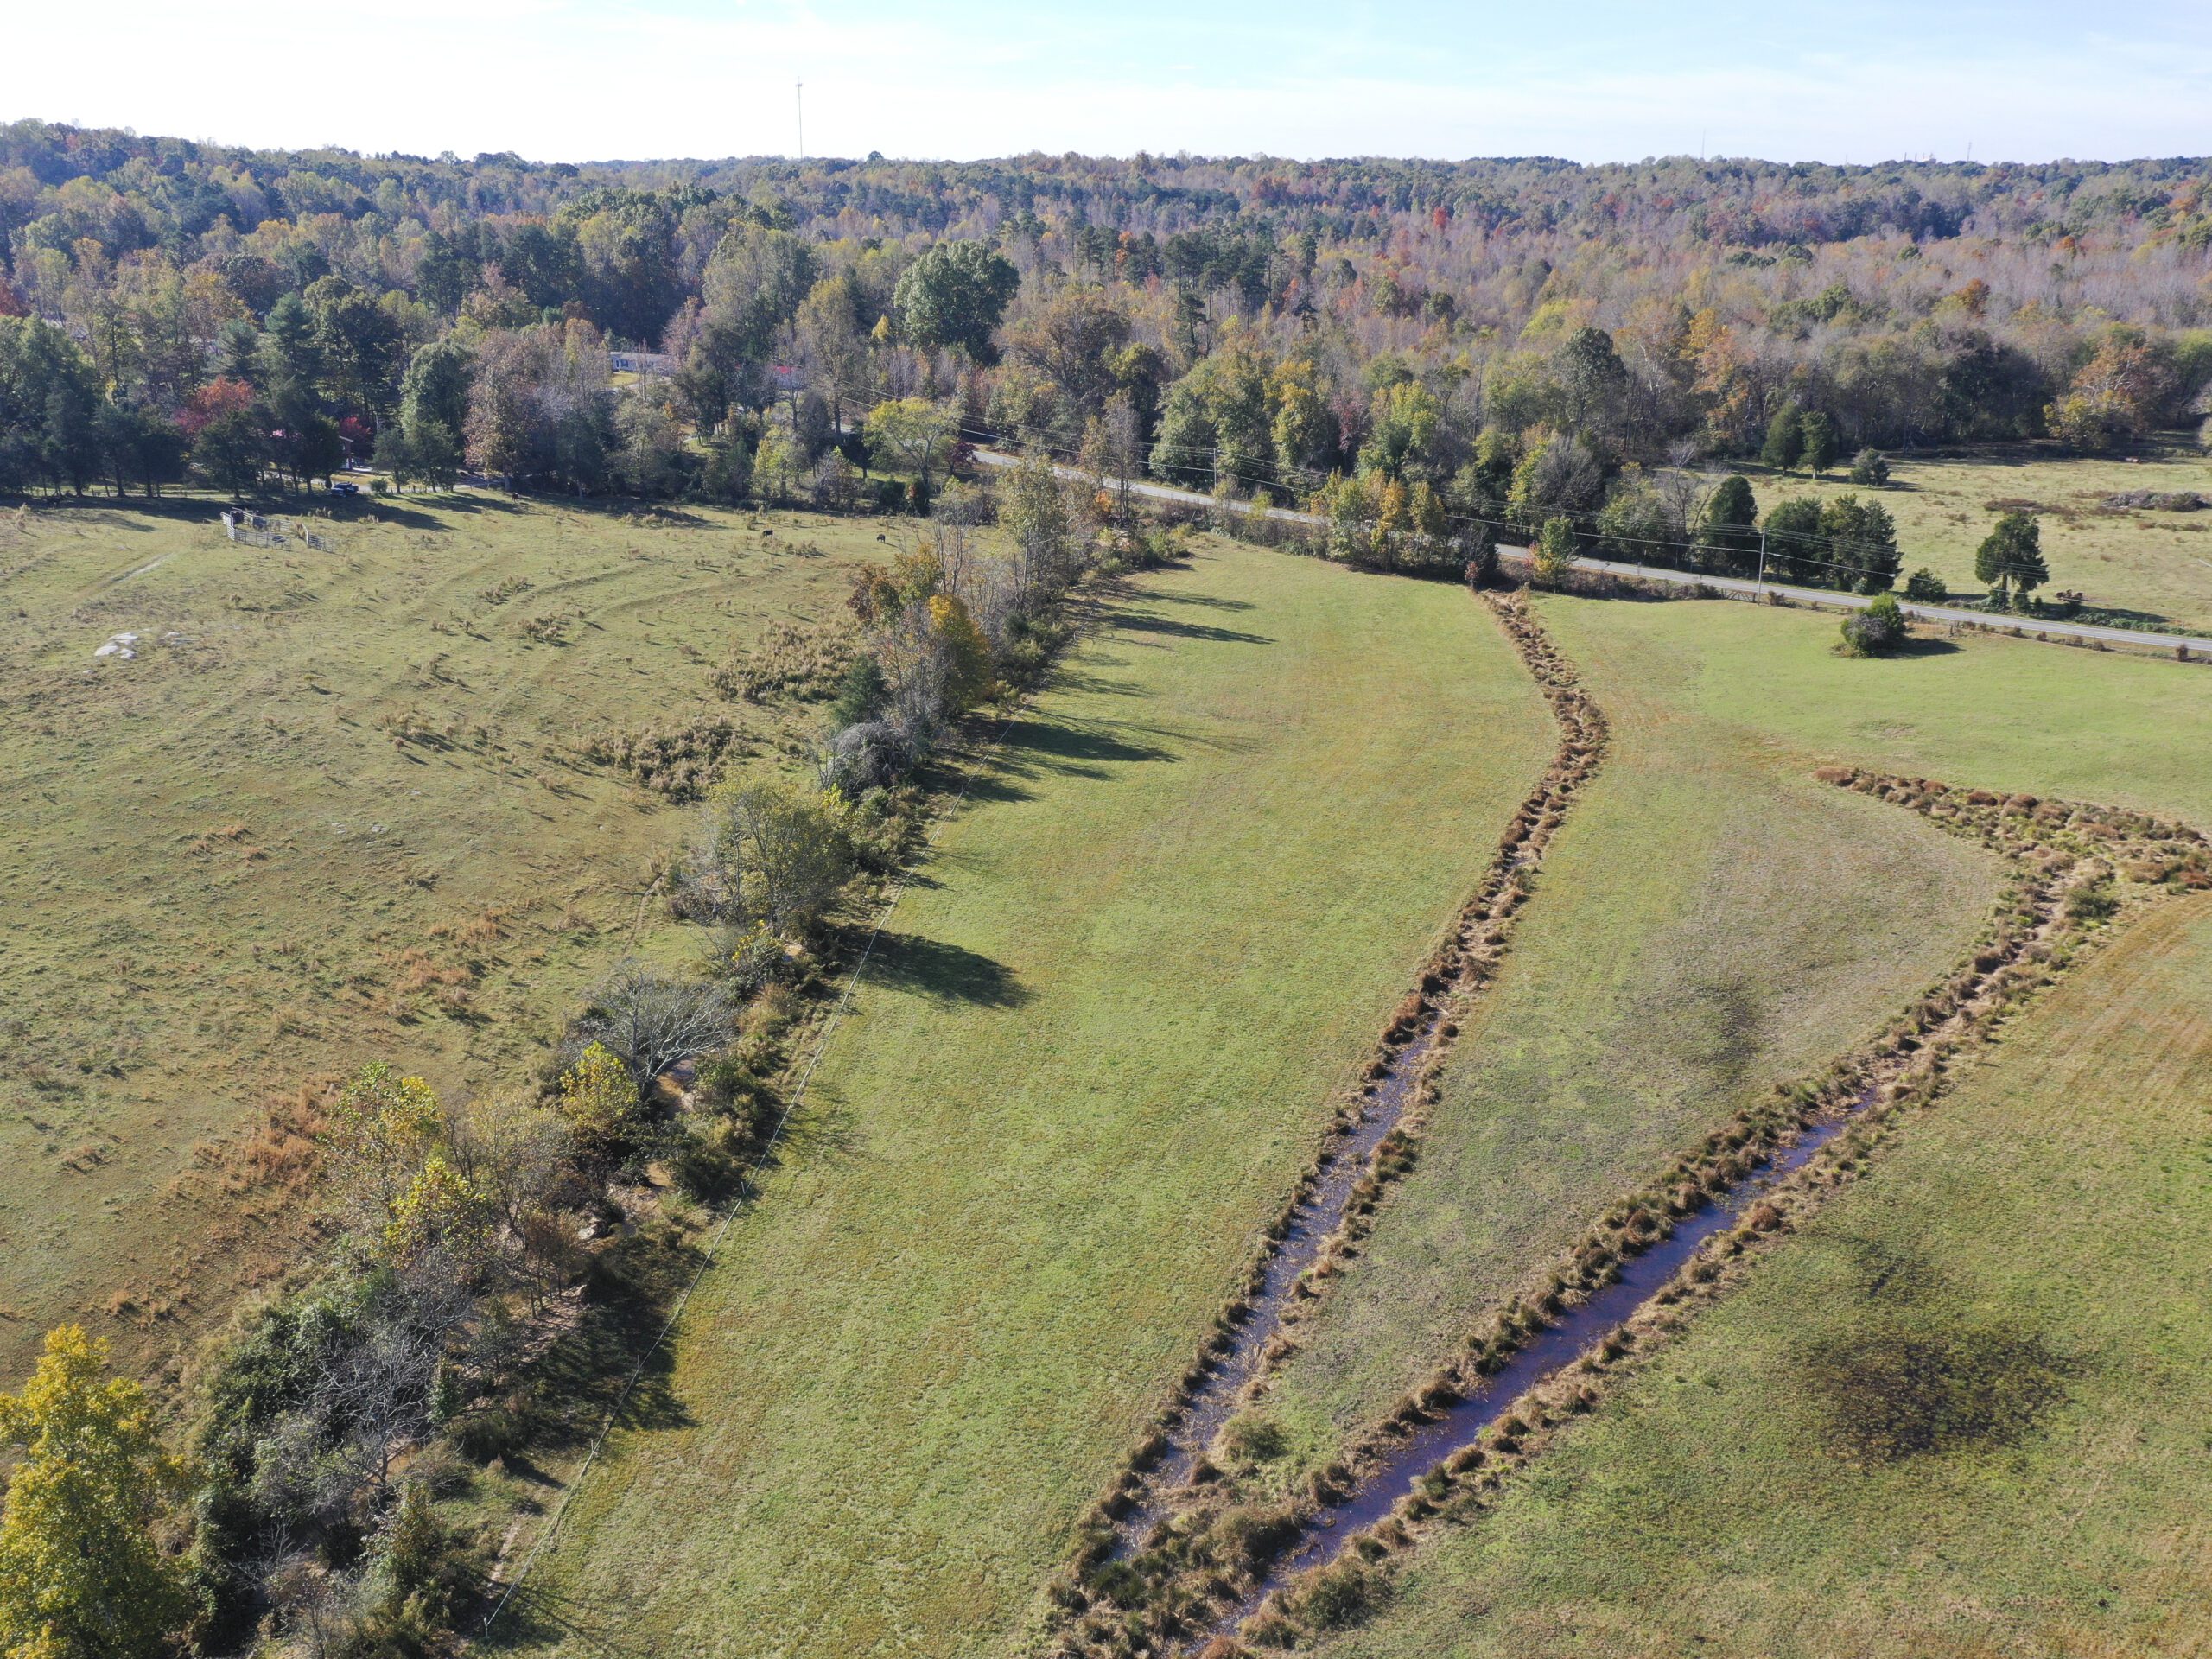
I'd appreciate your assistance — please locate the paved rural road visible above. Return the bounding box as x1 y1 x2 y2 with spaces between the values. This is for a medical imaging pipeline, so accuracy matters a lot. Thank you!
973 448 2203 657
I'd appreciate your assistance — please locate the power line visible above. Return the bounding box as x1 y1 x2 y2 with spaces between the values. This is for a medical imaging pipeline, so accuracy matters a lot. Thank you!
948 411 1904 588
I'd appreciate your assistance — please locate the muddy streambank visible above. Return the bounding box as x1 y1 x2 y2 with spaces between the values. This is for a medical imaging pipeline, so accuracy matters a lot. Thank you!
1041 740 2207 1651
1103 1001 1447 1557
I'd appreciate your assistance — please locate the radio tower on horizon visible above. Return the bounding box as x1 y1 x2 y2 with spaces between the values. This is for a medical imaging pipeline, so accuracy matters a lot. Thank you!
796 81 804 162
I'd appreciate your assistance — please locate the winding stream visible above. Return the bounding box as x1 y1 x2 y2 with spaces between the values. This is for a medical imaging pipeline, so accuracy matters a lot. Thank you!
1110 1002 1451 1555
1217 1082 1877 1631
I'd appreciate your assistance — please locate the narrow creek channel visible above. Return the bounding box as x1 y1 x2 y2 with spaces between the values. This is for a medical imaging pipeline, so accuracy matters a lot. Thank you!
1212 1080 1878 1634
1111 1002 1452 1556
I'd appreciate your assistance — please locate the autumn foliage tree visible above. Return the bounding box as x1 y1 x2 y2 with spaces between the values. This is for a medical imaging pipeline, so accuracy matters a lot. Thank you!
0 1326 188 1659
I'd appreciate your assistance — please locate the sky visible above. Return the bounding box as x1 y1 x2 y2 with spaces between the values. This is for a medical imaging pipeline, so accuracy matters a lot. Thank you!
10 0 2212 167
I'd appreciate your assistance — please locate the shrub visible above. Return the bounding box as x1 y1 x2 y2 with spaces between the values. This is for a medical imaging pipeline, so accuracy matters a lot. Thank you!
1840 593 1909 656
710 621 853 705
1531 515 1578 586
1848 448 1891 486
819 718 914 797
577 716 747 800
1462 520 1499 587
695 1052 780 1151
375 1479 479 1628
1903 567 1948 602
556 1040 645 1155
827 655 888 728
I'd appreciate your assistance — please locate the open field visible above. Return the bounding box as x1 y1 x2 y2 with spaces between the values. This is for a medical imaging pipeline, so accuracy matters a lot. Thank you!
504 544 1556 1657
0 488 887 1382
1763 445 2212 630
1244 607 2004 1485
1262 591 2212 1656
1307 887 2212 1659
1543 592 2212 825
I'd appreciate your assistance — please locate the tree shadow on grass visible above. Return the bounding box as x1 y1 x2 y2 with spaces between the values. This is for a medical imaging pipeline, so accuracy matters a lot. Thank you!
480 1576 644 1656
1145 588 1258 612
957 767 1036 805
1114 612 1274 645
769 1088 868 1166
862 930 1032 1007
504 1229 704 1459
1048 666 1154 699
999 712 1178 772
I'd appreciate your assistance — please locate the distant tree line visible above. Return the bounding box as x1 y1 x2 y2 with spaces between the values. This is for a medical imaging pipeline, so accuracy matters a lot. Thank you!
3 121 2210 591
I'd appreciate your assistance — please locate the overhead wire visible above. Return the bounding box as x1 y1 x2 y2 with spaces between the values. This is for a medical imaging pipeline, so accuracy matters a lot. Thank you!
944 409 1904 588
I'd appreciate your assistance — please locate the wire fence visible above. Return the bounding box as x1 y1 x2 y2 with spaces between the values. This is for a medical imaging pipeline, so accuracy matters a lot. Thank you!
479 702 1023 1636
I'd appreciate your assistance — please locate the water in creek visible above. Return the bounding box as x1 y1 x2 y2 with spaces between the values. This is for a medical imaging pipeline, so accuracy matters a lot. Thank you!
1219 1083 1874 1629
1109 1006 1448 1556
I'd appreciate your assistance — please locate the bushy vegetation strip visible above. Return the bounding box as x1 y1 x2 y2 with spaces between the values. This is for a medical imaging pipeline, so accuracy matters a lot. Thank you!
480 685 1030 1637
1044 584 1608 1638
1046 760 2205 1656
0 464 1125 1659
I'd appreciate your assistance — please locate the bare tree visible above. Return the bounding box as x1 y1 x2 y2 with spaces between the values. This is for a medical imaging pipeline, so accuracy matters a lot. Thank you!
566 961 738 1091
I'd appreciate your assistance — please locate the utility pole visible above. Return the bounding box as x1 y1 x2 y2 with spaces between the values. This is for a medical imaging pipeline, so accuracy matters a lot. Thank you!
796 81 804 162
1755 527 1769 594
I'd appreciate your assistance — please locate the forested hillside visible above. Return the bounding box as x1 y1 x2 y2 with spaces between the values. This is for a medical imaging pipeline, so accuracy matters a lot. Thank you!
4 121 2210 584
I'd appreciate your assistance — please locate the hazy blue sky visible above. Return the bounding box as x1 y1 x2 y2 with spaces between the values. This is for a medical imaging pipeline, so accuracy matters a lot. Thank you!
13 0 2211 164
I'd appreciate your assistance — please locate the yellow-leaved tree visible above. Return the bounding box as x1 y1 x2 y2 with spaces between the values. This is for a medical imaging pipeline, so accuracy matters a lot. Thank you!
556 1039 643 1158
0 1326 188 1659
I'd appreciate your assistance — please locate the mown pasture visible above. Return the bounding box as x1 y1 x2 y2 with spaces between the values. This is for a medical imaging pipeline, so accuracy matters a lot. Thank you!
504 543 1557 1657
0 489 884 1382
1242 604 2003 1486
1281 591 2212 1657
1763 445 2212 629
1570 591 2212 825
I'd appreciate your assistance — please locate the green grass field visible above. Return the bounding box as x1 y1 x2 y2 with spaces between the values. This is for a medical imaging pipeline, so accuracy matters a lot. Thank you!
503 544 1557 1657
1309 888 2212 1659
0 488 884 1382
1762 444 2212 629
1280 593 2212 1658
1244 603 2003 1485
1551 592 2212 825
